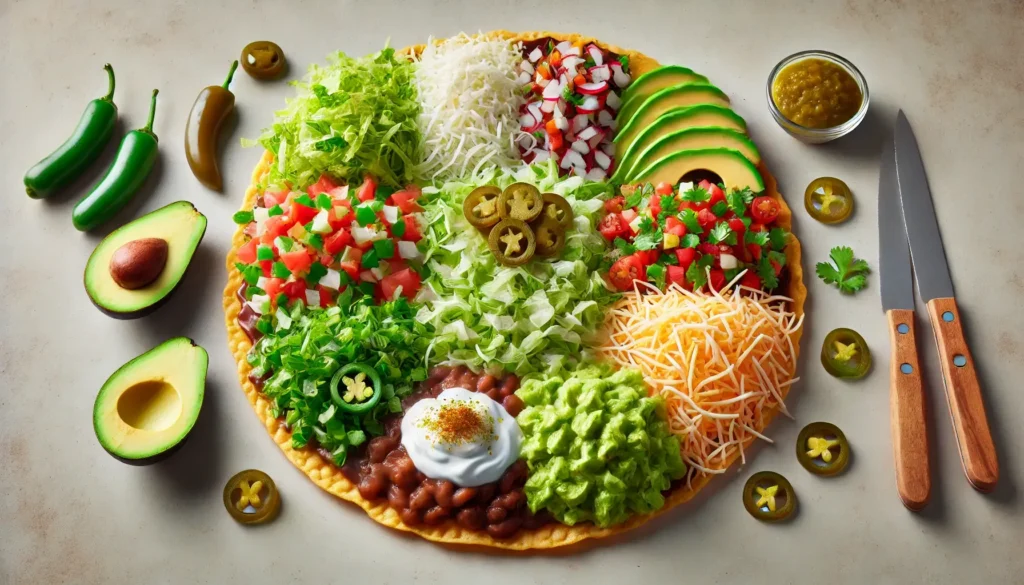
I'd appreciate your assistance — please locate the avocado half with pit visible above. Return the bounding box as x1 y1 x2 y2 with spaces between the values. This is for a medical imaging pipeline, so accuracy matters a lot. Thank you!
612 104 750 183
618 65 711 124
84 201 207 319
622 128 761 184
631 147 765 192
93 337 208 465
613 83 731 159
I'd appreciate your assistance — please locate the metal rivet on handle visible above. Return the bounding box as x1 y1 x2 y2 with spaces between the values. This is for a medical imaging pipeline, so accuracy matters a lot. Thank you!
900 363 913 374
942 311 954 322
897 323 910 334
953 355 967 367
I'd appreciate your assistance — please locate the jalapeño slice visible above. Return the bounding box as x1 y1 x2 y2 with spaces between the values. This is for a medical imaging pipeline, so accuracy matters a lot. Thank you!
742 471 796 522
488 219 536 266
796 421 851 476
330 363 383 414
538 192 574 229
223 469 281 525
463 185 502 230
821 328 872 379
498 183 544 222
533 220 567 257
240 41 287 80
804 177 853 224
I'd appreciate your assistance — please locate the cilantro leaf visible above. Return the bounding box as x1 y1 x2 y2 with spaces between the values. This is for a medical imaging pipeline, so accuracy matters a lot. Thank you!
726 191 747 217
679 208 702 234
711 200 729 217
815 246 870 294
646 263 666 288
624 190 645 209
657 195 680 222
613 237 636 255
681 233 701 249
757 257 779 290
708 222 737 245
633 230 663 251
685 254 715 289
731 187 755 205
745 230 770 246
768 227 788 250
681 186 709 203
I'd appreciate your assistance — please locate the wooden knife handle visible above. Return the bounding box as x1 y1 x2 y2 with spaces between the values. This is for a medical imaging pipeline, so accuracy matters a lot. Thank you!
926 297 999 492
886 309 931 510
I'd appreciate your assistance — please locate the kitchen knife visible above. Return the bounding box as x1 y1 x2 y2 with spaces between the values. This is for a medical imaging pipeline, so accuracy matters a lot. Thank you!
894 110 999 492
879 136 931 510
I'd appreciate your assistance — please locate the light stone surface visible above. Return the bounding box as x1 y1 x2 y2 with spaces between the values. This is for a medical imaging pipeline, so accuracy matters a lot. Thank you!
2 0 1022 583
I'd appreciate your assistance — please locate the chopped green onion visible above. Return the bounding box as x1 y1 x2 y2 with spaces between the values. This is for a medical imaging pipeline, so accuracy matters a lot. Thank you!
294 194 315 208
316 193 332 209
373 239 395 260
272 262 291 279
391 217 406 238
257 244 275 261
355 205 377 226
268 205 284 217
361 248 380 268
233 211 254 224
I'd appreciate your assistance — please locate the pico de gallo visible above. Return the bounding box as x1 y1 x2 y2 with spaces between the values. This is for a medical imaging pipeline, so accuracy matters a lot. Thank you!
600 179 791 293
516 38 632 180
233 173 426 318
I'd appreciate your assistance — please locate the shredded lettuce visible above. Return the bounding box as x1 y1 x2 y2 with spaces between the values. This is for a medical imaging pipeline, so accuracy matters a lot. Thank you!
246 292 431 465
416 159 618 376
248 45 422 189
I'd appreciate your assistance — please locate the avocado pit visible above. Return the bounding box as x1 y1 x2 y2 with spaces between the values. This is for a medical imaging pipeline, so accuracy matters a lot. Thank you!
110 237 168 289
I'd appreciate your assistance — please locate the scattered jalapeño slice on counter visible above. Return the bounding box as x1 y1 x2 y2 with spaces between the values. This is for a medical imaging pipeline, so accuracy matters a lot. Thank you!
463 185 503 230
240 41 287 80
330 363 383 414
821 328 871 379
804 177 853 224
796 422 851 476
223 469 281 525
743 471 796 522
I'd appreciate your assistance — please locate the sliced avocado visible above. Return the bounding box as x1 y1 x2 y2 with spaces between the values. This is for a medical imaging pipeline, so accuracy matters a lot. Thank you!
613 84 731 160
619 66 711 125
623 128 761 183
612 105 749 182
632 148 765 192
84 201 206 319
93 337 208 465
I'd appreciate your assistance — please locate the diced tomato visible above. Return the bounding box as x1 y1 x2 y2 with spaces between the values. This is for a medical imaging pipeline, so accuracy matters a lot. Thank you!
709 269 727 291
665 217 687 237
598 213 630 241
263 277 285 299
384 258 408 275
636 249 659 265
259 260 273 277
655 182 674 196
307 174 340 198
699 242 721 258
237 239 259 264
708 185 726 207
243 223 258 238
747 243 764 261
324 228 353 255
262 190 286 208
728 218 746 237
741 271 762 290
548 130 564 151
390 188 423 214
283 279 305 300
621 208 639 224
339 248 362 281
329 201 354 229
770 259 783 276
604 196 625 213
751 196 781 224
289 201 318 225
649 194 663 218
280 250 313 274
356 176 378 202
697 208 718 231
401 216 422 242
316 285 335 308
380 268 421 301
318 252 335 268
608 254 647 291
675 247 698 269
667 265 687 288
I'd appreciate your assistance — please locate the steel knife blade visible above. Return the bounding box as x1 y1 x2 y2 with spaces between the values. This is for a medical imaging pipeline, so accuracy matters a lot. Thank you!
879 137 915 311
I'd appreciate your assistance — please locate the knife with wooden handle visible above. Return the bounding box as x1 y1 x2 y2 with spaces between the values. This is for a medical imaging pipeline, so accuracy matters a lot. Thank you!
878 137 931 509
894 111 999 492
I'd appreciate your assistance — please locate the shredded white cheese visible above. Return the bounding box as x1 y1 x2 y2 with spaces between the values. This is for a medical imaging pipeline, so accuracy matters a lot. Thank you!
413 34 528 180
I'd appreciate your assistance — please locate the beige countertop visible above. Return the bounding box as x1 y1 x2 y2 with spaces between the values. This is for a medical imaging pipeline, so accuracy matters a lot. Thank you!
2 0 1022 583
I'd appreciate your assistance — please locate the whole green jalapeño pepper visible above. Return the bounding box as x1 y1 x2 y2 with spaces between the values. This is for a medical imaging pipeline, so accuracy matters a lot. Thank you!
73 90 160 232
185 61 238 191
25 64 118 199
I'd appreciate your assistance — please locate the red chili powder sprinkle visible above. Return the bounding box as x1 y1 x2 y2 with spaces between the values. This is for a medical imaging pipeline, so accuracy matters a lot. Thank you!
424 400 492 445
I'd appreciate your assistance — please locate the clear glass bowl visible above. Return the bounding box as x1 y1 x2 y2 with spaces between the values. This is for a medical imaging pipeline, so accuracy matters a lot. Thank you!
766 50 869 144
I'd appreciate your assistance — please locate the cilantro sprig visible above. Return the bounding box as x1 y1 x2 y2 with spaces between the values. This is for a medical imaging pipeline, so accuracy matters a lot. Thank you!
816 246 870 294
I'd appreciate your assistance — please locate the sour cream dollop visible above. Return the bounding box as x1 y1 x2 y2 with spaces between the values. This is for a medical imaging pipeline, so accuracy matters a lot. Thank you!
401 387 522 487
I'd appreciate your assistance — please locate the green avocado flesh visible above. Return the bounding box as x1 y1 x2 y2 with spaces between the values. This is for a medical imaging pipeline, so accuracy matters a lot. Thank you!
623 128 760 184
613 105 750 182
618 65 711 125
632 148 765 192
93 337 208 463
613 84 731 159
84 201 206 317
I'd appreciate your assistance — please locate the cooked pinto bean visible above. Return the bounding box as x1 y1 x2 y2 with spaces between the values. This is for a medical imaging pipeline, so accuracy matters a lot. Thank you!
485 388 501 402
388 485 410 509
409 485 435 511
399 507 422 526
496 491 524 511
424 506 451 525
474 483 497 504
476 374 497 393
456 507 486 530
502 394 525 417
367 436 397 463
487 517 523 539
451 487 477 507
487 505 508 524
500 377 520 395
358 475 386 500
433 480 456 508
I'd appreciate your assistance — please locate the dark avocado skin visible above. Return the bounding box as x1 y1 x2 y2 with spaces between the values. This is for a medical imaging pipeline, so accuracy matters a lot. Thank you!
84 201 207 319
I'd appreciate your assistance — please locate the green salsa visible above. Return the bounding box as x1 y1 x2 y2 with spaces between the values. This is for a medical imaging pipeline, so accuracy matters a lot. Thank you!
772 58 862 129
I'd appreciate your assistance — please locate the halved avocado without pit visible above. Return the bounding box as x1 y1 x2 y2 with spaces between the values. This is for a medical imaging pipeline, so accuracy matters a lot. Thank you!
631 147 765 192
623 128 761 184
613 83 731 159
618 65 711 125
84 201 207 319
612 105 749 183
93 337 208 465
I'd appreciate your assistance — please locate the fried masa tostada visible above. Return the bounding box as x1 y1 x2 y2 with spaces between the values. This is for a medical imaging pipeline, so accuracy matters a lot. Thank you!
224 31 806 551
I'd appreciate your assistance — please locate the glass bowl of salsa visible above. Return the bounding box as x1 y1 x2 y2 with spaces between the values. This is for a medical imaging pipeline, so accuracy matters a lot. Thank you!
767 50 869 144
